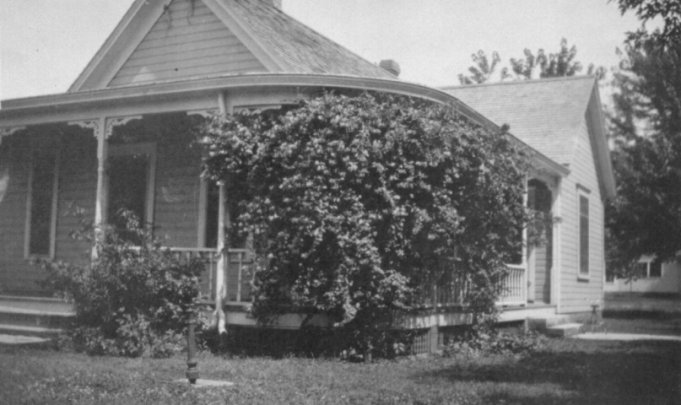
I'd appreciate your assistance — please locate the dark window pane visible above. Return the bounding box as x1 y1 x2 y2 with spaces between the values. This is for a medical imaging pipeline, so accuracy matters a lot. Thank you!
108 154 148 242
204 182 219 248
633 262 647 278
29 150 56 255
579 196 589 275
650 259 662 278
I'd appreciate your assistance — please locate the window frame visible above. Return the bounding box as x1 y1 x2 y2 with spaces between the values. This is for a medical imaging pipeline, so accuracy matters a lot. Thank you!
24 142 60 259
107 142 157 233
577 186 590 280
649 259 662 278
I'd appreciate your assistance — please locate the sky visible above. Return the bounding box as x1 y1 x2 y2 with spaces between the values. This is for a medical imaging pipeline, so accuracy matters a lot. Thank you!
0 0 644 101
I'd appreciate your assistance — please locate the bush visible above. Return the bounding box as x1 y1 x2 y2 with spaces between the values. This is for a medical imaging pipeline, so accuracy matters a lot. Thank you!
200 92 531 356
442 323 545 357
41 213 205 357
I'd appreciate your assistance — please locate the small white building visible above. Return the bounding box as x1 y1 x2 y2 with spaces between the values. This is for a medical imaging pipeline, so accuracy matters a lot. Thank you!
605 256 681 293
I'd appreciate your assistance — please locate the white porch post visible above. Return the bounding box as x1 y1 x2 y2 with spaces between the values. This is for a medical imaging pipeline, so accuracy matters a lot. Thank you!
550 178 562 310
214 181 228 334
522 176 529 304
70 116 142 256
95 118 109 233
211 92 229 334
69 118 107 255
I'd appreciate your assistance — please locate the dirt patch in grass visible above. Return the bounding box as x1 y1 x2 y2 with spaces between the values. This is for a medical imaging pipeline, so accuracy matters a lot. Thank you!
1 327 680 405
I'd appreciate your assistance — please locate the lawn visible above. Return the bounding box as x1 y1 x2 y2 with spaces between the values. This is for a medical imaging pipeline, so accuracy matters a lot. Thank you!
604 292 681 316
603 292 681 335
1 331 679 405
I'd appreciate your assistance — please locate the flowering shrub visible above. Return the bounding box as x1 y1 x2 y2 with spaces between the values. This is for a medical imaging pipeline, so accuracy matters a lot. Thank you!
42 213 204 357
200 92 531 356
442 324 546 357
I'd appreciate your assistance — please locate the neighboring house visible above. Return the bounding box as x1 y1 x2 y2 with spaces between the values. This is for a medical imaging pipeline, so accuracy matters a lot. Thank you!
605 256 681 293
0 0 614 341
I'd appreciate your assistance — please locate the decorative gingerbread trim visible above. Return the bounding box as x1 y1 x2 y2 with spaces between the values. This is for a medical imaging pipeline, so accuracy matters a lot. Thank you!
68 119 100 135
187 109 218 119
0 126 26 145
105 116 142 138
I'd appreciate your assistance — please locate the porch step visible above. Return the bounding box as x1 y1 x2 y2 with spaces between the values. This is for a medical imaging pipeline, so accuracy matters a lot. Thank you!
527 315 570 330
0 296 74 342
0 323 64 338
0 307 74 329
545 323 583 337
0 334 52 346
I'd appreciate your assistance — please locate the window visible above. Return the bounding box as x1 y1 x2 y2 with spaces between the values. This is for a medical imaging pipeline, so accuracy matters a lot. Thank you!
203 181 220 248
578 194 589 277
107 143 156 242
634 259 662 279
633 262 647 278
649 259 662 278
26 147 59 257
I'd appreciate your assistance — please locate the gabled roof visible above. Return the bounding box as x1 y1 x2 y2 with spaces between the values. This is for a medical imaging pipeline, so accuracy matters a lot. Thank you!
70 0 394 92
223 0 395 78
442 76 615 198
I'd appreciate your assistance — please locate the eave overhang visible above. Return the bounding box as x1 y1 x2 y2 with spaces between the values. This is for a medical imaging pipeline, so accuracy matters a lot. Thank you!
0 73 568 177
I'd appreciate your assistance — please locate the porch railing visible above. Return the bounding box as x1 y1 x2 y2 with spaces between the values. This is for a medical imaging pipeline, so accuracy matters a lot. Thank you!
169 247 254 304
418 264 527 309
171 247 526 309
496 264 527 306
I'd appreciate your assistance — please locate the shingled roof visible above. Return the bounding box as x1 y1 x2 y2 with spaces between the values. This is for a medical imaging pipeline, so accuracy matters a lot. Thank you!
224 0 395 78
441 76 597 167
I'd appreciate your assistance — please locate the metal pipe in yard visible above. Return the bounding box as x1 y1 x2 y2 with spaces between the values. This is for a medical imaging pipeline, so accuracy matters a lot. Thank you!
186 316 199 384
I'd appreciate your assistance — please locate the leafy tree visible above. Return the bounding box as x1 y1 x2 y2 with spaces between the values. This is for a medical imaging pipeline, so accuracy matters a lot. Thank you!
509 39 586 79
614 0 681 46
605 34 681 277
460 39 596 84
458 50 509 84
200 93 531 356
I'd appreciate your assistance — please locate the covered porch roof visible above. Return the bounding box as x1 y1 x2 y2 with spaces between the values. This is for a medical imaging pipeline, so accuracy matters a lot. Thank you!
0 73 569 179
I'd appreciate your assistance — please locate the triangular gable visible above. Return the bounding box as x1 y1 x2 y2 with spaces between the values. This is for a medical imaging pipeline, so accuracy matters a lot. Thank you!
70 0 393 92
70 0 282 92
109 0 266 87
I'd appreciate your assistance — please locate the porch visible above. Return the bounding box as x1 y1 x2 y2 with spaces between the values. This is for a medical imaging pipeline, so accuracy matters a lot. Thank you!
175 248 541 329
1 112 557 332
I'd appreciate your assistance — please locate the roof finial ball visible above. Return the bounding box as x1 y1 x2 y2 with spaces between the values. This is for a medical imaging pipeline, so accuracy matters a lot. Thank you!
379 59 401 77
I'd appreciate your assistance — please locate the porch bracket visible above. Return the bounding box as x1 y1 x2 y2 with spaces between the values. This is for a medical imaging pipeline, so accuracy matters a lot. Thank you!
0 126 25 146
187 109 219 119
104 116 142 138
68 119 100 134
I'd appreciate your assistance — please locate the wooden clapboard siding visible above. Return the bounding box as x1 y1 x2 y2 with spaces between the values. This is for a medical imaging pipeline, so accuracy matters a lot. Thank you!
109 0 266 87
54 132 97 266
559 96 605 313
0 135 36 294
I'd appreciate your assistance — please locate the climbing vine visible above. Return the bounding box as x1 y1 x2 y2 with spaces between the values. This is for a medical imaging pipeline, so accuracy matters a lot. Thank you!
200 92 531 353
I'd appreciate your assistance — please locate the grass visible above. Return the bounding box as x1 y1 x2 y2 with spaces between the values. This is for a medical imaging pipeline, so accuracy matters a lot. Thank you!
1 330 679 405
604 292 681 316
602 292 681 335
2 294 679 404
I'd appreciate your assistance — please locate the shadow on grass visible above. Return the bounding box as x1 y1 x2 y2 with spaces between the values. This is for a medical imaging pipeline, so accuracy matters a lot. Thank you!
413 341 681 405
603 309 681 319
